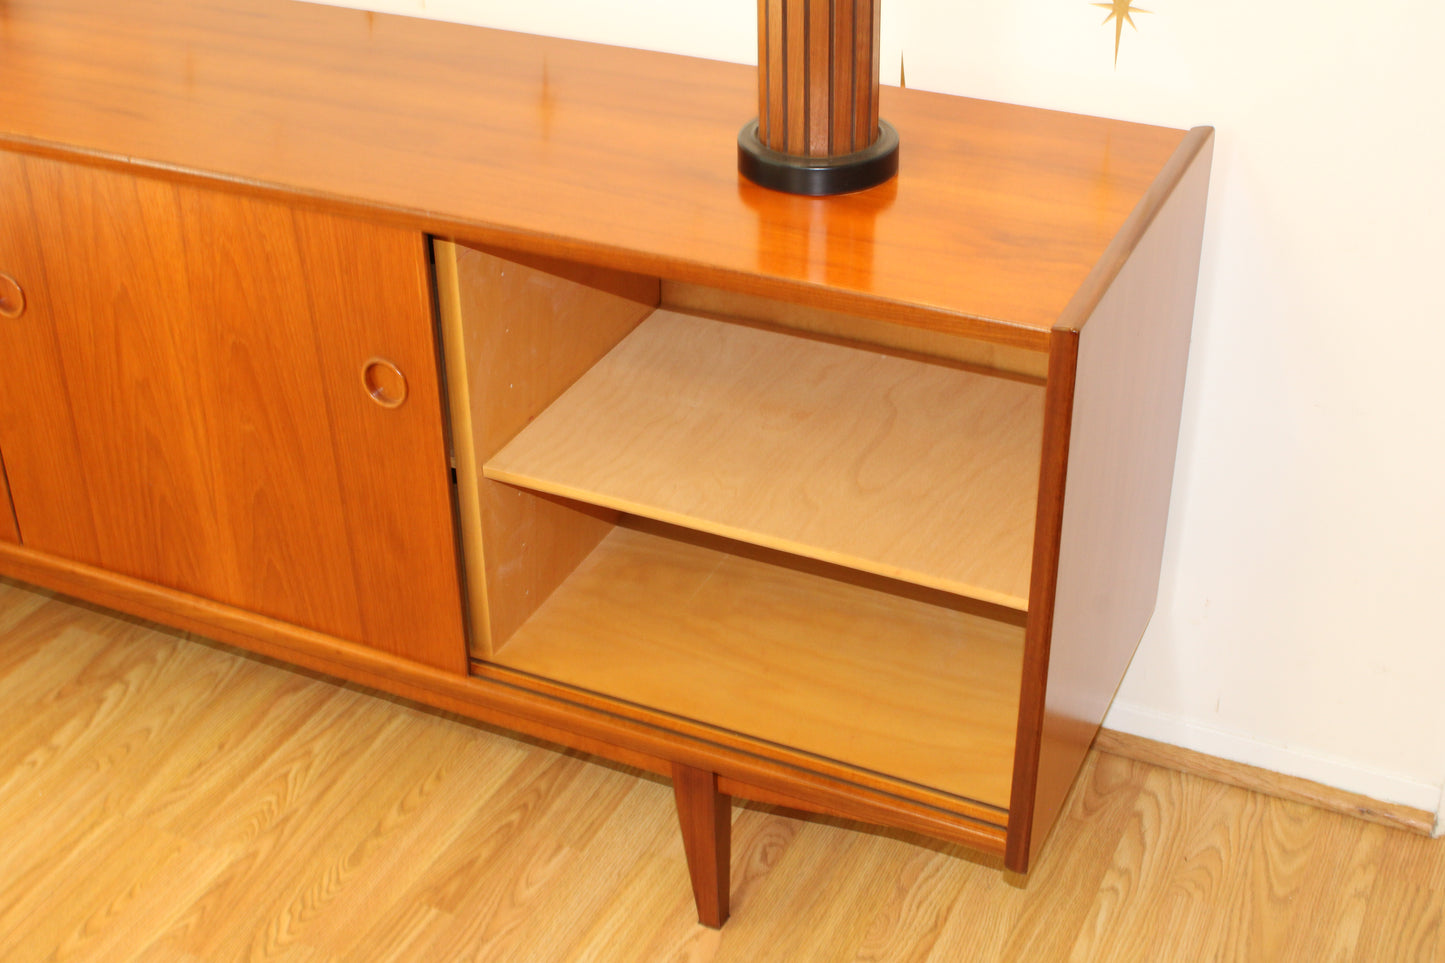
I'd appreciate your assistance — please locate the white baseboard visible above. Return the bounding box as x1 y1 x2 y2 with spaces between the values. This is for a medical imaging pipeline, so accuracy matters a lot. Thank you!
1103 700 1445 819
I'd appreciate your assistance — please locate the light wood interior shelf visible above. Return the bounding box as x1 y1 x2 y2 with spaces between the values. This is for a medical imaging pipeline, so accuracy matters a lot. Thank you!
485 310 1045 611
495 521 1025 810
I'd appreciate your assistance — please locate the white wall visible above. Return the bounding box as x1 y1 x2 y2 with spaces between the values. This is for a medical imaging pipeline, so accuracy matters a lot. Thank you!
903 0 1445 818
313 0 1445 817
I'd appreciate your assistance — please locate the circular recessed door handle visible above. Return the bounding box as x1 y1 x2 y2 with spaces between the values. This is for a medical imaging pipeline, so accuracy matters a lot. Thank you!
361 357 408 408
0 273 24 319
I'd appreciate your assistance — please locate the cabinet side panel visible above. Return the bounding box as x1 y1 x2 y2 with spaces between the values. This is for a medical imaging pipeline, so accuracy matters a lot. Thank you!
435 242 657 658
1007 132 1213 870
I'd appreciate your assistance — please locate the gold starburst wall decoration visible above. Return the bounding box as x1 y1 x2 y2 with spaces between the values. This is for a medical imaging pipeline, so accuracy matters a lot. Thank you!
1093 0 1150 66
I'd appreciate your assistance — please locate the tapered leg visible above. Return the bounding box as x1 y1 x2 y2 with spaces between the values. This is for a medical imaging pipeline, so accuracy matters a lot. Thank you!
671 763 732 927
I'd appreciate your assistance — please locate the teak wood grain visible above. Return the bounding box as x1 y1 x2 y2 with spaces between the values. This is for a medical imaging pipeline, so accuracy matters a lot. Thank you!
0 459 17 544
1007 128 1214 871
672 763 732 928
0 152 466 673
286 209 467 673
486 310 1044 609
0 152 111 566
0 0 1184 348
756 0 880 156
784 0 807 156
494 523 1024 811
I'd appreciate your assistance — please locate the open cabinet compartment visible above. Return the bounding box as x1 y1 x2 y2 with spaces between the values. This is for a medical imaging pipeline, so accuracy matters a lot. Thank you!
436 239 1048 828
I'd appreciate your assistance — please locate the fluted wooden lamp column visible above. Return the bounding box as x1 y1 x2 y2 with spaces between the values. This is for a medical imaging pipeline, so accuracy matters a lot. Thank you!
738 0 899 195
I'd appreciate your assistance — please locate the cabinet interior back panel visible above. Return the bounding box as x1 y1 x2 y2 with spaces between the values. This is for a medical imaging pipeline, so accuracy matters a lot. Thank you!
498 523 1025 811
486 311 1044 610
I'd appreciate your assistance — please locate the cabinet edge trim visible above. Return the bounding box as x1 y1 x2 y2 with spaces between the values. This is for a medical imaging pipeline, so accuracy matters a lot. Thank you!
1054 126 1214 336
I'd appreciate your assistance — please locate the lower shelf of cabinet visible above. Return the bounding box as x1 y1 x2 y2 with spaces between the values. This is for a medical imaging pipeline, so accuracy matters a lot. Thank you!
487 520 1025 814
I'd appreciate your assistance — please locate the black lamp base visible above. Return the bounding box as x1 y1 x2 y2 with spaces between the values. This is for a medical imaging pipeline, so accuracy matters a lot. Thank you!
737 119 899 196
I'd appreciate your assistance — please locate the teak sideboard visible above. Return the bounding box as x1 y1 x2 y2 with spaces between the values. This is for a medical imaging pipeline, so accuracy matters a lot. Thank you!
0 0 1212 927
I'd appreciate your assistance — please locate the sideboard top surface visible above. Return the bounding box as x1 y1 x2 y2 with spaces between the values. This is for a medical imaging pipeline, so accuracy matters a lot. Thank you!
0 0 1186 348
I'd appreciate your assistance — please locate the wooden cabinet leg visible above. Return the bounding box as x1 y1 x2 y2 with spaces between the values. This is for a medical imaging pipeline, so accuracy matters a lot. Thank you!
671 762 731 928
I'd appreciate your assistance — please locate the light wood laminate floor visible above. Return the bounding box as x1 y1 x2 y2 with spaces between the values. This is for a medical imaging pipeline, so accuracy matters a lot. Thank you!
0 579 1439 962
